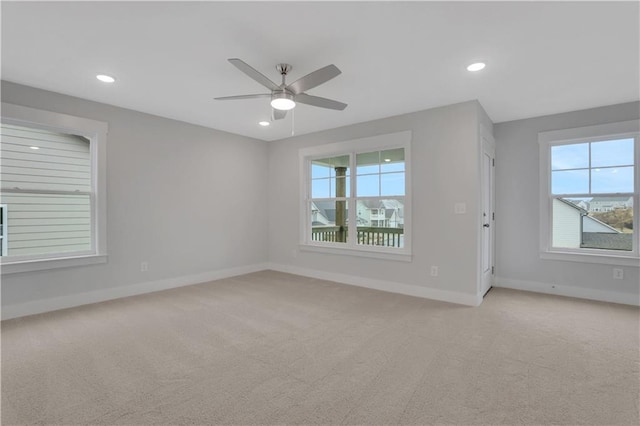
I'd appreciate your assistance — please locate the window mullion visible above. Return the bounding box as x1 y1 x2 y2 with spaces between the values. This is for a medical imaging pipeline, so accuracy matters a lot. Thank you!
348 152 357 246
588 142 593 194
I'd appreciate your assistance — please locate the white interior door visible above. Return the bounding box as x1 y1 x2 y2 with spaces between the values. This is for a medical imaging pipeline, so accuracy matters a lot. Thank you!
481 134 495 296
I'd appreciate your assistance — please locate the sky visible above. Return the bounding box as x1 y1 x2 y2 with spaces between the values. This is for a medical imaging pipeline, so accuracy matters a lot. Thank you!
311 154 405 199
551 138 634 195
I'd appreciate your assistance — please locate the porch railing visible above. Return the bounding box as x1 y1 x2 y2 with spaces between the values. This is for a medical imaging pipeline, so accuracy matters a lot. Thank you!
311 226 404 248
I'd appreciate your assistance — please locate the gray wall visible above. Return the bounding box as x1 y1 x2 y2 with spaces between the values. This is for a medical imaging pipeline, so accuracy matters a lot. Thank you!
1 81 268 306
268 101 486 299
494 101 640 299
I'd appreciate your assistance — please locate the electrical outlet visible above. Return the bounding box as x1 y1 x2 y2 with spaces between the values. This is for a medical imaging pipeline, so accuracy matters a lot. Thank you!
141 262 148 272
613 268 624 280
454 203 466 214
430 266 438 277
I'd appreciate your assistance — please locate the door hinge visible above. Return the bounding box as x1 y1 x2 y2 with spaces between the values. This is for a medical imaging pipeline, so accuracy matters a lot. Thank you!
492 212 495 220
491 266 495 275
492 158 495 167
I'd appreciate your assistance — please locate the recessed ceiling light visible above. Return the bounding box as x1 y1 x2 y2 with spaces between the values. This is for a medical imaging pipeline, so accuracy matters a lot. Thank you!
30 146 40 150
467 62 486 72
96 74 116 83
384 158 391 162
259 121 270 127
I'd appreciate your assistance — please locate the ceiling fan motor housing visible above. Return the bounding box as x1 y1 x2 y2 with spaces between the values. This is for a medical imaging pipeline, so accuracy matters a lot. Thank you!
276 63 292 76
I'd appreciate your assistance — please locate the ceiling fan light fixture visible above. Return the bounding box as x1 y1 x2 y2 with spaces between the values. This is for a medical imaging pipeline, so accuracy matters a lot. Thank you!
271 92 296 111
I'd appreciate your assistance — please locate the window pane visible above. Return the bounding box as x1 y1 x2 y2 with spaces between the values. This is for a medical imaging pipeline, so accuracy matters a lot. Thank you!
381 173 405 196
552 198 586 249
591 139 634 168
0 192 91 257
591 166 634 194
357 198 404 248
357 174 379 197
0 125 91 192
551 169 589 194
312 155 349 180
552 197 633 252
381 148 405 173
311 178 330 198
357 151 380 175
310 200 348 244
551 143 589 170
311 162 331 179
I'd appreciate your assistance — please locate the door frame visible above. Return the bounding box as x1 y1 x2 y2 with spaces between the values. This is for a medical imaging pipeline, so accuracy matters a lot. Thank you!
479 127 496 297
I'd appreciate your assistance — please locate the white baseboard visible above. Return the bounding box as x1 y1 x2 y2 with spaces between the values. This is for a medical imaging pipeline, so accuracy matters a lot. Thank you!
1 262 270 320
269 262 482 306
494 276 640 306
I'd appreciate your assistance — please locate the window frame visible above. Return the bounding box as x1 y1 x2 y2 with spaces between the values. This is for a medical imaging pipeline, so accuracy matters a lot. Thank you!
299 131 412 261
1 103 108 274
0 204 7 256
539 119 640 267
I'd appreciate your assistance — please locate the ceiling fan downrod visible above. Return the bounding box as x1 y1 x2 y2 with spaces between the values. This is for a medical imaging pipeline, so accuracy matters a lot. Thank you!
276 63 292 86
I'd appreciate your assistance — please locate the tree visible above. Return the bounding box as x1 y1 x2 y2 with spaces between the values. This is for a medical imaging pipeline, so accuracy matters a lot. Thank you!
591 208 633 232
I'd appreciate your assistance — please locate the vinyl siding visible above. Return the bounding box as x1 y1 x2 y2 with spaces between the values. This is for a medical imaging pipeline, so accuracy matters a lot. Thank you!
552 199 581 248
0 124 91 256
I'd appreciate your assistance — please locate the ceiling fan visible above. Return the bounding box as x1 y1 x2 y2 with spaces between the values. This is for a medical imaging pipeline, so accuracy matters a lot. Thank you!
215 58 347 120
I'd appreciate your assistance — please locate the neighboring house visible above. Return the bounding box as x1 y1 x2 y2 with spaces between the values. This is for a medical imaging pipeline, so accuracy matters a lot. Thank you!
0 124 91 257
356 199 404 228
553 198 631 251
312 199 404 228
574 199 590 210
311 201 336 226
589 196 633 212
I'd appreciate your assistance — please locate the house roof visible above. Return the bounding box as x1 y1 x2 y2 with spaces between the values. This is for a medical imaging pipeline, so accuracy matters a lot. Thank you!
590 196 632 203
312 201 337 223
558 199 621 233
557 198 587 214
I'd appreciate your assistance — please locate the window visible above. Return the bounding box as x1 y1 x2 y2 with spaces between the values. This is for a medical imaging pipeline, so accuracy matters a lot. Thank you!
0 204 7 256
301 131 411 260
1 103 108 273
539 120 639 266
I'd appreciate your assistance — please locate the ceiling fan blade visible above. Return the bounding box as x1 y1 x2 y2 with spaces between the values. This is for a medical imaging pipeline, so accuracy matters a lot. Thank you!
287 64 341 95
273 109 287 120
295 93 347 110
228 58 280 91
214 93 271 101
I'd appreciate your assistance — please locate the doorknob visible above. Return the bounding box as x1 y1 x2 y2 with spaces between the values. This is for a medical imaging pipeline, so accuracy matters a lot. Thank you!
483 223 490 228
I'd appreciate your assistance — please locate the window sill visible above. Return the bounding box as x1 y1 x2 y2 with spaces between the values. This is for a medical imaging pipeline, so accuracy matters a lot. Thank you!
540 250 640 267
300 244 412 262
1 254 108 275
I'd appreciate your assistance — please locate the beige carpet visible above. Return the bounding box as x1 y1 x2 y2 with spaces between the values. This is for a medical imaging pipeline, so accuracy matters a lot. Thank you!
2 270 639 425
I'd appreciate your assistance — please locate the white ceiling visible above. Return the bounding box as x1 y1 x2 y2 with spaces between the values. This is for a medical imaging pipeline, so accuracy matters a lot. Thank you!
2 1 638 142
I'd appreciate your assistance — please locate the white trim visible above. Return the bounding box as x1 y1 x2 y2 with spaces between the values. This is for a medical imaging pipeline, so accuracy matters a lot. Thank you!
0 103 108 271
538 119 639 145
494 276 640 306
479 126 496 296
269 262 482 307
0 204 7 256
1 263 270 320
1 254 108 275
540 250 640 267
538 119 640 262
299 243 412 262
